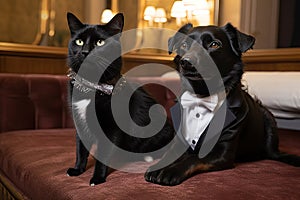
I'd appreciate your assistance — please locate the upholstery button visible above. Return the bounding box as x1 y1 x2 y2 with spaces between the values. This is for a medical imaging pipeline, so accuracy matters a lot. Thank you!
192 140 196 144
196 113 200 118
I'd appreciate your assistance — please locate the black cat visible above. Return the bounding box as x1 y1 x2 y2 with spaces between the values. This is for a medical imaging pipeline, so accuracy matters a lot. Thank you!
66 12 174 186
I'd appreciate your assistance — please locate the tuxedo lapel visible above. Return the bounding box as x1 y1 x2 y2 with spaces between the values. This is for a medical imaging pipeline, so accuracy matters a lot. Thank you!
170 102 182 133
216 101 236 131
197 101 236 158
170 100 237 134
170 97 239 158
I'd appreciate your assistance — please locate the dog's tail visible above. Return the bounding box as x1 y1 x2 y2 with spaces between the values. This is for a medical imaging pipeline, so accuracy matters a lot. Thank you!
261 104 300 167
269 152 300 167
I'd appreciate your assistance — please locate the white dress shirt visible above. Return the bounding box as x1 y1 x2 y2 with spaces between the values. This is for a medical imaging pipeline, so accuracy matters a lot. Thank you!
180 91 225 150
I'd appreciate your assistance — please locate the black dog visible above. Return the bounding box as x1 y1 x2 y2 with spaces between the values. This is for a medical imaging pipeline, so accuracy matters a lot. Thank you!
145 23 300 186
66 13 174 186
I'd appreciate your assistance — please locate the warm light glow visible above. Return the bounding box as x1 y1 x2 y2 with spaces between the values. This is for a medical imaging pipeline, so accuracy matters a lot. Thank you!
154 8 167 23
193 0 209 15
171 1 187 26
182 0 198 11
194 10 210 25
171 1 186 18
101 9 114 23
143 0 213 27
193 0 210 25
143 6 156 21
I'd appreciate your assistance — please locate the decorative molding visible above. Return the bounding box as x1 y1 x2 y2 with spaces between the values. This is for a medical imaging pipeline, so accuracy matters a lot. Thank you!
1 43 300 74
0 42 67 58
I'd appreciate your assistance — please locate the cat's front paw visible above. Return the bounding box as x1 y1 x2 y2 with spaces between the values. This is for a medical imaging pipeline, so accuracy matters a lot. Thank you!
66 168 85 176
89 177 106 186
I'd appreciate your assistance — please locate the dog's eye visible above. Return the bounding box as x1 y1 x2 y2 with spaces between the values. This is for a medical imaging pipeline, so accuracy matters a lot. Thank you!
181 42 188 50
209 41 221 49
75 39 84 46
96 40 105 46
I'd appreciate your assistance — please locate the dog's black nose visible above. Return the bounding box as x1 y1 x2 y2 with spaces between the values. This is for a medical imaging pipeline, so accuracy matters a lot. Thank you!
180 58 194 70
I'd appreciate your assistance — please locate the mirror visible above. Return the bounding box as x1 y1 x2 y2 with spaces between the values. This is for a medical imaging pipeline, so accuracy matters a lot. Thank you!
1 0 299 50
117 0 300 50
116 0 219 54
137 0 219 29
0 0 40 45
0 0 85 47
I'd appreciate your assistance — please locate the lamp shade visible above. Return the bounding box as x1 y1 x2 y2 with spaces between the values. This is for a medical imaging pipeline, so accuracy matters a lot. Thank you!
182 0 198 11
101 9 114 23
154 8 167 23
171 1 186 18
193 0 209 15
144 6 156 21
193 0 210 25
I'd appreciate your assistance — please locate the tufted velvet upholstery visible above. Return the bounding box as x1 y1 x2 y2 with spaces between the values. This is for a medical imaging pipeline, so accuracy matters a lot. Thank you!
0 74 74 133
0 74 180 134
0 73 299 200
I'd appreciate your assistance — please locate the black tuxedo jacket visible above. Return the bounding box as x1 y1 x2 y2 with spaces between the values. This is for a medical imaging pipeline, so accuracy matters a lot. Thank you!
170 87 266 159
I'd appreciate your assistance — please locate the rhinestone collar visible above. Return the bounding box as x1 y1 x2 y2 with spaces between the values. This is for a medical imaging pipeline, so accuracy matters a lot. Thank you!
67 69 126 95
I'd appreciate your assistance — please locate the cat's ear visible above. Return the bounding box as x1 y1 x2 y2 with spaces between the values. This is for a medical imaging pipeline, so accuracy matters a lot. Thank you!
67 12 85 35
105 13 124 36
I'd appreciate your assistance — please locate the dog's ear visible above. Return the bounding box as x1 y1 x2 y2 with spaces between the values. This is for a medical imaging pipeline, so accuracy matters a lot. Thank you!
168 23 193 54
105 13 124 36
223 23 255 56
67 12 85 36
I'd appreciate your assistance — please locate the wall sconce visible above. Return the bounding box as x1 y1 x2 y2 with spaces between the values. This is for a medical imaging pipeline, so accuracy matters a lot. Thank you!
101 9 114 24
193 0 210 25
180 0 211 25
144 6 156 26
171 1 187 26
144 6 167 27
154 8 167 27
182 0 197 21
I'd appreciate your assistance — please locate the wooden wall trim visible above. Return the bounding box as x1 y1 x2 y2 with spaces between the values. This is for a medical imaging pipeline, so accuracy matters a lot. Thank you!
123 48 300 63
0 42 67 58
243 48 300 71
0 43 68 74
244 48 300 63
123 48 300 71
0 42 300 74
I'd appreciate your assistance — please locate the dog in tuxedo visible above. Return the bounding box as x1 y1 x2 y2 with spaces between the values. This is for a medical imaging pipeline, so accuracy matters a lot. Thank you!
144 23 300 186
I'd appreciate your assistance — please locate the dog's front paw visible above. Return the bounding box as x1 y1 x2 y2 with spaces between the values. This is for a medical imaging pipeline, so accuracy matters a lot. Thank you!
145 165 187 186
144 168 160 183
66 168 85 176
89 177 106 186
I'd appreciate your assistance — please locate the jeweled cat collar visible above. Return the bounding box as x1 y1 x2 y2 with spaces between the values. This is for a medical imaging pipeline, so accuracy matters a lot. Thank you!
67 69 125 95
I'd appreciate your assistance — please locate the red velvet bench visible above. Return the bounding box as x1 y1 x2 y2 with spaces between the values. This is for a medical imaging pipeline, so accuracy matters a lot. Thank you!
0 73 299 200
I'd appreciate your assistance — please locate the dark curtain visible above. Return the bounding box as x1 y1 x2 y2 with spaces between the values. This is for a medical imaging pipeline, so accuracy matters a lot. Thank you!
277 0 300 47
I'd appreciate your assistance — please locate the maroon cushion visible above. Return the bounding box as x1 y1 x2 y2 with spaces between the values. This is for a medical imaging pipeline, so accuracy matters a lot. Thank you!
0 74 74 133
0 129 299 199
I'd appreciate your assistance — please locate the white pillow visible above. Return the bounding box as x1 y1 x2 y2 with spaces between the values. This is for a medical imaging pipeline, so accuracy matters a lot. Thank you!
242 72 300 118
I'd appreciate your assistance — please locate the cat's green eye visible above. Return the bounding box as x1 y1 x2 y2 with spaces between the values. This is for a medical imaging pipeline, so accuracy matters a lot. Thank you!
96 40 105 47
75 39 84 46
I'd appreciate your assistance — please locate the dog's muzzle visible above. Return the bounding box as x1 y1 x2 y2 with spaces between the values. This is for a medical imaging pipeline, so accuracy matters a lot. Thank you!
180 57 194 71
179 57 203 81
